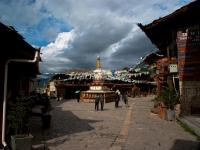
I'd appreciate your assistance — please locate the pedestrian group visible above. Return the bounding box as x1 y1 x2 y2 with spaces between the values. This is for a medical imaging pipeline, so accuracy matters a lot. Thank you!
94 89 129 111
95 94 104 111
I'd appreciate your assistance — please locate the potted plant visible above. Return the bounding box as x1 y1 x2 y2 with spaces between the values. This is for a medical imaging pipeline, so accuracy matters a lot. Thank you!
7 95 33 150
160 86 179 121
152 96 167 120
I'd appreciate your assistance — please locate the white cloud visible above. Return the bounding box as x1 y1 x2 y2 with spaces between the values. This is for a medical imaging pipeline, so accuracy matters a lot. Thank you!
0 0 192 72
41 31 75 72
104 26 140 57
42 31 75 59
0 0 46 26
39 0 192 72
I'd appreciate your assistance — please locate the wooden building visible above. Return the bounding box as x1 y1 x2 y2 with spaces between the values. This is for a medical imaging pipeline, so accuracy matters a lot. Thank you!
143 52 164 96
0 22 40 148
138 0 200 114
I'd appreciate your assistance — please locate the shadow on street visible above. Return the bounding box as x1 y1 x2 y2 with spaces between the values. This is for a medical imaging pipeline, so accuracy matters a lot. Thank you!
30 103 102 146
170 139 200 150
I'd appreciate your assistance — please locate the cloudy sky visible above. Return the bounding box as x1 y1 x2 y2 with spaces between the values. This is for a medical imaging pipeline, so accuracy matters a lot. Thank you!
0 0 192 73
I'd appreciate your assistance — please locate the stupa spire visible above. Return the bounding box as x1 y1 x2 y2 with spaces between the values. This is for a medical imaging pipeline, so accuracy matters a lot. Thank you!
96 56 102 69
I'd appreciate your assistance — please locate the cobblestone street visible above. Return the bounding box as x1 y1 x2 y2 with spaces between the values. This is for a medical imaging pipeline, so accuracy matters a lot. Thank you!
31 96 199 150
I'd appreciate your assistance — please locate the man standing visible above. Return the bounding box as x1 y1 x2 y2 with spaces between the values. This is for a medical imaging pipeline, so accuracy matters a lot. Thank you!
95 95 100 111
100 94 104 111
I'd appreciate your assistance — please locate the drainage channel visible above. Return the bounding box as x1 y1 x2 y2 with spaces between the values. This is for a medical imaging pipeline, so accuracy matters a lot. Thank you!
109 103 134 150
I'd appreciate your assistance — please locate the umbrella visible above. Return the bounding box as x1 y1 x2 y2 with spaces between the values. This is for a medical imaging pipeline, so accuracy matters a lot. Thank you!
75 90 80 94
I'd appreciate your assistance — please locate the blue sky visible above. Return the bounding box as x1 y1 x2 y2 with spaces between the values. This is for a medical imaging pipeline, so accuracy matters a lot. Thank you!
0 0 192 73
23 17 72 46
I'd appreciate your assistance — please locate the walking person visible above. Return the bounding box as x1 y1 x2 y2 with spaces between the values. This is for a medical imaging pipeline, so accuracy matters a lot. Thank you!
76 93 80 103
95 95 100 111
123 92 129 107
115 89 120 108
75 90 80 103
100 94 104 111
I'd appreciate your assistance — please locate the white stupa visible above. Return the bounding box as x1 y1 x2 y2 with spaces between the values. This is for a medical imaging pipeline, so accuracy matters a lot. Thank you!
80 56 116 103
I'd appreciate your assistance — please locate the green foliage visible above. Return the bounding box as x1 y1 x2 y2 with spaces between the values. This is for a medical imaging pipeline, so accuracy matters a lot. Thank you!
7 96 31 136
160 86 179 109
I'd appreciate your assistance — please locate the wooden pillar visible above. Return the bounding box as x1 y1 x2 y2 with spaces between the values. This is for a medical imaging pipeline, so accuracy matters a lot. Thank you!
0 100 2 146
0 68 4 146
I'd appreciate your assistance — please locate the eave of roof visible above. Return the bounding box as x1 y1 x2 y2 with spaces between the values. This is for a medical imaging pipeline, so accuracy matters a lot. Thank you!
0 22 37 60
0 22 41 75
143 52 164 65
138 0 200 51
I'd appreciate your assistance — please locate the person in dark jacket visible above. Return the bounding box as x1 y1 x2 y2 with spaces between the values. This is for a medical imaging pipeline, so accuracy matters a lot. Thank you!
95 95 100 111
100 94 104 111
122 92 129 107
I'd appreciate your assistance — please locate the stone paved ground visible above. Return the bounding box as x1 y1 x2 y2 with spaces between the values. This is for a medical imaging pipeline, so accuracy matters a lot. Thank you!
124 97 200 150
31 96 200 150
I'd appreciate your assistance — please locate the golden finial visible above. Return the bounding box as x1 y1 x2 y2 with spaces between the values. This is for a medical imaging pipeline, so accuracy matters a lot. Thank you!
96 56 101 69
